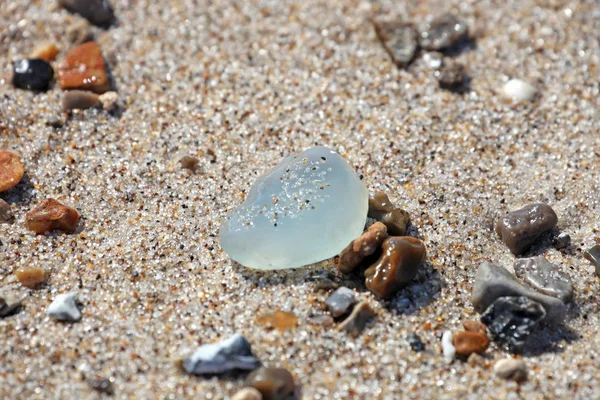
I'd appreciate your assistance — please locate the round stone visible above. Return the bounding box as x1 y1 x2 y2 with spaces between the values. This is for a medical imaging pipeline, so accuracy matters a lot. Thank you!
12 59 54 91
246 367 295 400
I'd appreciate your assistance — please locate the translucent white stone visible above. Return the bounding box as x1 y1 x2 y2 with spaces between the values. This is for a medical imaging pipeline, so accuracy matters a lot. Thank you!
219 146 368 270
502 79 537 102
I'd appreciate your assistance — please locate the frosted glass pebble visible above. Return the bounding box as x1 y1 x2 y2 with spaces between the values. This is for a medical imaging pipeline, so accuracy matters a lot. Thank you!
219 146 368 270
502 79 537 102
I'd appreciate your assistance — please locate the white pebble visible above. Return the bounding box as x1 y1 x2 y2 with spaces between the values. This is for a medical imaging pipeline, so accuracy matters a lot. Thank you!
232 387 263 400
441 330 455 364
493 358 528 382
502 79 538 102
47 293 81 322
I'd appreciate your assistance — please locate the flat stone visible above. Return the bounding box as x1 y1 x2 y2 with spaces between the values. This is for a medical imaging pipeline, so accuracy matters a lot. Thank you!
246 367 295 400
419 14 468 51
441 331 455 364
583 244 600 277
407 333 425 352
514 256 573 302
493 358 528 382
553 232 571 249
59 0 115 26
0 296 22 318
183 334 260 375
452 331 489 356
325 287 356 318
58 42 109 94
12 59 54 91
337 301 375 337
219 146 368 270
367 192 411 236
502 79 537 102
495 203 558 255
0 151 24 193
0 199 13 222
471 262 566 323
481 296 546 353
15 267 46 288
364 236 426 298
25 198 81 234
373 21 418 68
48 293 82 322
436 61 466 91
338 221 388 273
232 387 263 400
63 90 100 111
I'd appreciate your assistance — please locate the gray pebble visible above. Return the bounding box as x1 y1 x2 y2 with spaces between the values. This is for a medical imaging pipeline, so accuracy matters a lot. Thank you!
47 293 82 322
407 333 425 352
183 334 260 375
553 232 571 249
0 199 13 222
59 0 115 26
436 61 466 91
495 203 558 255
494 358 528 382
325 286 356 318
419 14 468 51
583 244 600 277
374 21 418 68
63 90 100 111
471 262 566 323
337 301 375 337
514 256 573 302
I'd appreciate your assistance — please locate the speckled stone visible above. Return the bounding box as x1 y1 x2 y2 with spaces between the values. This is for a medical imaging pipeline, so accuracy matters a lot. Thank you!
367 192 411 236
583 244 600 277
12 59 54 91
182 334 260 375
514 256 574 302
373 20 418 68
496 203 558 255
88 377 114 395
337 301 375 337
47 293 82 322
418 14 468 51
407 333 425 352
246 367 295 400
493 358 528 382
59 0 115 26
325 286 356 318
338 221 388 273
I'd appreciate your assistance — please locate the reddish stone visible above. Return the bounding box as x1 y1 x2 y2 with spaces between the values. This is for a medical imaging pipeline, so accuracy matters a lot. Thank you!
58 42 109 93
452 331 489 356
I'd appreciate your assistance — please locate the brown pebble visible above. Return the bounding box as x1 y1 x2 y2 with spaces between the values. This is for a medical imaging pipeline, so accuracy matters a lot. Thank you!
338 221 388 273
364 236 426 298
452 331 489 356
436 61 466 91
0 151 25 193
67 19 93 44
179 155 199 171
58 42 109 93
31 43 60 62
368 192 411 235
63 90 100 111
232 387 263 400
246 367 295 400
15 267 46 288
337 301 375 337
462 320 488 336
495 203 558 255
25 198 80 234
0 199 13 222
256 310 297 332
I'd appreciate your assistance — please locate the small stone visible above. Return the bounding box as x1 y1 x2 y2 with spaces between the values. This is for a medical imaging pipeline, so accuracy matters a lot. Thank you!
58 42 109 93
337 301 375 337
407 333 425 352
63 90 101 111
367 191 411 236
419 14 469 51
31 43 60 62
423 52 444 69
502 79 538 102
514 256 574 302
179 155 200 171
467 353 486 367
495 203 558 255
0 199 13 222
493 358 528 382
436 61 466 91
553 232 571 249
471 262 566 323
246 367 295 400
88 377 114 395
0 296 22 318
364 237 426 298
182 334 260 375
441 331 456 364
232 387 263 400
99 91 119 111
583 244 600 277
325 287 356 318
0 151 24 193
48 293 82 322
25 198 80 234
12 59 54 91
481 296 546 353
59 0 115 26
256 310 297 332
338 221 388 273
67 19 93 44
373 20 418 68
309 313 334 327
452 331 489 356
15 267 46 288
462 320 487 336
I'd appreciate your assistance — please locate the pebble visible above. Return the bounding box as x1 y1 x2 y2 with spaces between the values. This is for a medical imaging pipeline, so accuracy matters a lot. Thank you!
15 267 46 288
441 331 456 364
256 310 297 332
0 151 24 193
462 320 487 336
0 199 13 222
495 203 558 255
67 19 93 44
514 256 574 302
493 358 528 382
373 20 418 68
219 146 368 270
418 14 468 51
452 331 489 356
58 42 109 93
423 52 444 69
12 59 54 91
246 367 295 400
481 296 546 353
367 191 411 236
88 377 114 395
179 155 200 171
325 287 356 318
337 301 375 337
471 262 566 323
58 0 115 26
407 333 425 352
31 43 59 62
436 61 466 91
48 293 82 322
99 91 120 111
583 244 600 277
338 221 388 273
0 296 22 318
182 334 261 375
364 236 426 298
232 387 263 400
553 232 571 249
502 79 538 102
63 90 101 111
25 198 80 234
467 353 486 367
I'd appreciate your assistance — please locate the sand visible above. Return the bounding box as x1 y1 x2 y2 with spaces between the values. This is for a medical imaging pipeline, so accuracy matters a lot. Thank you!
1 0 599 399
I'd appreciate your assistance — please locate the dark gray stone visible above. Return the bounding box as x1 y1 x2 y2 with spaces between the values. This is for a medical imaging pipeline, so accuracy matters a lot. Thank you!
418 14 468 51
584 244 600 277
325 287 356 318
514 256 573 303
183 334 260 375
481 296 546 353
471 262 566 323
59 0 115 26
12 59 54 91
407 333 425 352
495 203 558 255
436 61 466 91
88 378 114 395
553 232 571 249
374 21 418 68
